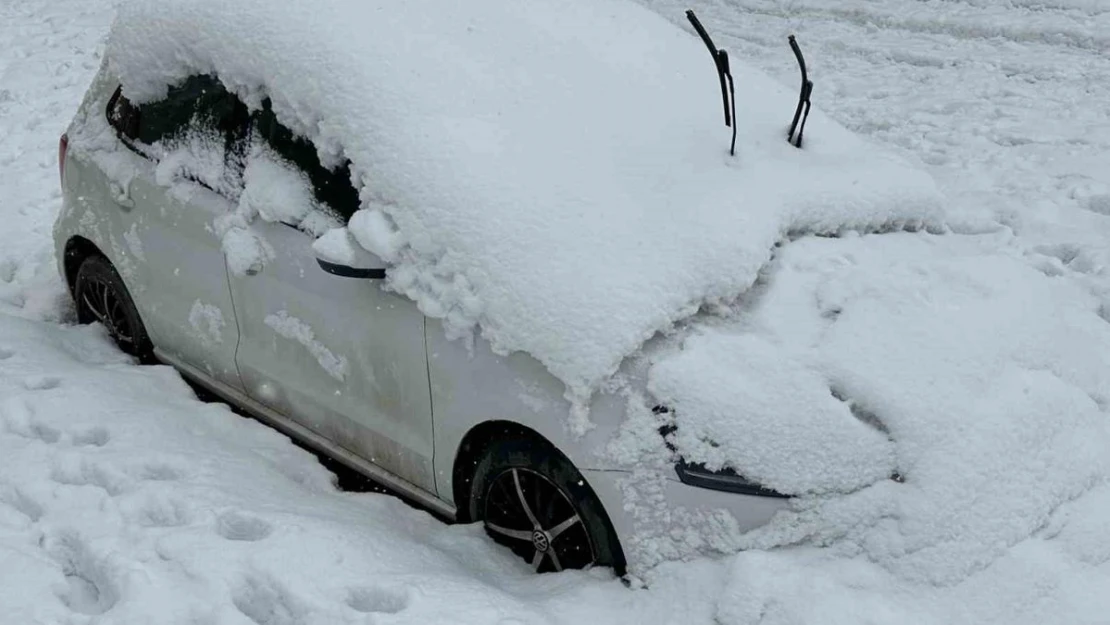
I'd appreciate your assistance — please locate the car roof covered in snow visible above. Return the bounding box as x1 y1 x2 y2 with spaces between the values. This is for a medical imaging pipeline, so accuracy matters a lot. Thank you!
106 0 944 399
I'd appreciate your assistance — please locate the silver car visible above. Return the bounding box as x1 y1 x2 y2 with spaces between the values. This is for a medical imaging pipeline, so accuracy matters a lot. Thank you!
54 64 790 576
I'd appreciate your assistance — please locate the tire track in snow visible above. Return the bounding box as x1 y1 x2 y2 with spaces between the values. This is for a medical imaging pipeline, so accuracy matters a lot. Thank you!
719 0 1110 52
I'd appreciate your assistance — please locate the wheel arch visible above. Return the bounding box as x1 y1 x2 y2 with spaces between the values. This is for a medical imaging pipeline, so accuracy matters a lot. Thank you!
63 235 106 294
452 418 628 575
451 420 549 523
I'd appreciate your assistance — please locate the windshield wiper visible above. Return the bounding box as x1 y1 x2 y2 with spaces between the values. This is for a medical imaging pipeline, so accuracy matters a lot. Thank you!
686 10 737 156
787 35 813 148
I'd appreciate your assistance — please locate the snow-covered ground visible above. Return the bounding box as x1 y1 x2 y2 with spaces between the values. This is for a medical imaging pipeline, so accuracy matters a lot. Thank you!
2 0 1109 623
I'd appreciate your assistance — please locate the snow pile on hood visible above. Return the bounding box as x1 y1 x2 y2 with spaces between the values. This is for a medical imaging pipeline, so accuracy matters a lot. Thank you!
647 231 1110 583
106 0 943 397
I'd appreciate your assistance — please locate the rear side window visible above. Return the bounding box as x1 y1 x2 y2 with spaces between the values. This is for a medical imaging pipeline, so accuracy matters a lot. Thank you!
106 89 140 139
107 75 245 149
252 100 360 221
107 76 249 197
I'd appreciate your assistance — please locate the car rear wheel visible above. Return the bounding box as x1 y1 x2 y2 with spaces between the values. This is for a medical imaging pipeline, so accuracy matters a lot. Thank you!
468 436 624 575
74 255 153 362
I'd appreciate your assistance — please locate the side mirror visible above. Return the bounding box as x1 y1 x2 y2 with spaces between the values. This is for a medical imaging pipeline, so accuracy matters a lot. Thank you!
315 258 385 279
312 228 386 280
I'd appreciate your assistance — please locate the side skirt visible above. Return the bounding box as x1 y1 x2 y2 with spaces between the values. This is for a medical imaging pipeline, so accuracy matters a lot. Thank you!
156 348 457 520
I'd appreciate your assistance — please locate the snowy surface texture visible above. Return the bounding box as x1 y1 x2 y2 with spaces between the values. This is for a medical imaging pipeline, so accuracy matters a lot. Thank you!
106 0 943 399
3 0 1110 623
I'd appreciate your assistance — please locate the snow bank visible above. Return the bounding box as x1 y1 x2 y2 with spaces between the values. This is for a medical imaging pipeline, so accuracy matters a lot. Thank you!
647 231 1110 584
106 0 943 398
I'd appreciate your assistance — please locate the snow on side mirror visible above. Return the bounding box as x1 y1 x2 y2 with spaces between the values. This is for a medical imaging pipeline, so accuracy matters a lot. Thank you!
312 227 386 280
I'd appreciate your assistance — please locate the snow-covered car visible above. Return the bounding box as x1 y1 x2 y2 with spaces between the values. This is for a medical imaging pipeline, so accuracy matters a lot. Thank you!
53 0 945 574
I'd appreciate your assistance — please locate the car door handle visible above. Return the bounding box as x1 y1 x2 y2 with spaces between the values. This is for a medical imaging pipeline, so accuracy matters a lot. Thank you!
108 180 134 210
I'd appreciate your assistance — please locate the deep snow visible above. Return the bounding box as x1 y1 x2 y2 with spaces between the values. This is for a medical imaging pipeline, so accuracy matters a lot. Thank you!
2 0 1110 624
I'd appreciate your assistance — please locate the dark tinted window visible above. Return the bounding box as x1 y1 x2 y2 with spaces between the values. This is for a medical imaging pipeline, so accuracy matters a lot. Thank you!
252 100 360 220
106 88 140 139
106 75 246 149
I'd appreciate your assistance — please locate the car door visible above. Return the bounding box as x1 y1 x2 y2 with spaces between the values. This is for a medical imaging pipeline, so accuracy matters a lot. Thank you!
226 102 437 493
101 76 245 388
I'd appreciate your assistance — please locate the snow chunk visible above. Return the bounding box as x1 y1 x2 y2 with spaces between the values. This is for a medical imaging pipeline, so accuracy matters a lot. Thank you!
239 146 315 225
219 227 271 278
263 311 348 382
107 0 944 398
311 227 381 269
348 209 402 263
152 129 234 198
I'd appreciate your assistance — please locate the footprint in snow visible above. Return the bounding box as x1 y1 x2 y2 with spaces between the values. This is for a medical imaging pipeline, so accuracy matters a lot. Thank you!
0 486 44 522
50 461 129 496
136 461 186 482
0 347 13 360
1 397 61 444
346 586 409 615
22 375 61 390
45 530 121 616
216 510 273 542
233 573 306 625
17 420 61 444
71 426 110 447
126 495 192 528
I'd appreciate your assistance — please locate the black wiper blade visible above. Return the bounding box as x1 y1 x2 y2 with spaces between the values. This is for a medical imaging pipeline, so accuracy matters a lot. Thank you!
787 34 814 148
686 10 737 156
686 10 729 126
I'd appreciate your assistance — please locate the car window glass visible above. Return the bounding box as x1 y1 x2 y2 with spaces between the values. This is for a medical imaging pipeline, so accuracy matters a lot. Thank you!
108 76 242 147
251 100 360 221
106 89 141 140
107 76 249 197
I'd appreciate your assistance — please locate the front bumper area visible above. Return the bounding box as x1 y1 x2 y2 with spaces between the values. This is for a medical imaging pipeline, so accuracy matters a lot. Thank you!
581 467 792 573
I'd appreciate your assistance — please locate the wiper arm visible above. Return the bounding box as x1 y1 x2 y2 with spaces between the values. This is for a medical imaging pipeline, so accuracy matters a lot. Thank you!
787 35 814 148
686 10 737 156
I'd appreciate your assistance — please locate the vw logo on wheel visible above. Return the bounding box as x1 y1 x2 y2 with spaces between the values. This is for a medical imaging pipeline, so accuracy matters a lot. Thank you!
531 530 550 553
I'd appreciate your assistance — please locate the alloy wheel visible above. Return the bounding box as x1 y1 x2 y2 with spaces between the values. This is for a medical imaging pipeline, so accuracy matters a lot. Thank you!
482 467 595 573
77 274 134 346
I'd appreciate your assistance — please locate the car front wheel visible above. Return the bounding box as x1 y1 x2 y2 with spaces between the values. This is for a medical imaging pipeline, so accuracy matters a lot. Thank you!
468 435 624 575
74 255 153 362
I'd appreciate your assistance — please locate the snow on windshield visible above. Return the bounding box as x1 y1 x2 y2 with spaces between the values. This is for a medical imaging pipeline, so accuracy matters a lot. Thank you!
106 0 943 405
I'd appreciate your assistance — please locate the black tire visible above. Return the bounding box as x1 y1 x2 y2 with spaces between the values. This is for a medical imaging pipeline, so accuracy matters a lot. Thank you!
74 255 154 363
468 435 625 575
